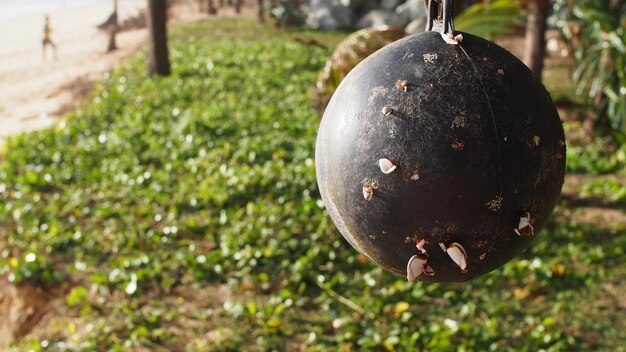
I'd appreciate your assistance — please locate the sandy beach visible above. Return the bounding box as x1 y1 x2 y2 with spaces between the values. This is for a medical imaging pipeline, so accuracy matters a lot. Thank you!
0 0 147 142
0 0 258 144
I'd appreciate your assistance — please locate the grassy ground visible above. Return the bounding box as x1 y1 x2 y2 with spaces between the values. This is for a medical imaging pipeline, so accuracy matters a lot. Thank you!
1 18 625 351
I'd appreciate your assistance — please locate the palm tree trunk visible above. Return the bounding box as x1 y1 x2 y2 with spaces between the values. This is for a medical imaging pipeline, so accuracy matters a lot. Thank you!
523 0 550 80
107 30 117 52
147 0 170 76
208 0 217 14
258 0 264 21
107 0 119 52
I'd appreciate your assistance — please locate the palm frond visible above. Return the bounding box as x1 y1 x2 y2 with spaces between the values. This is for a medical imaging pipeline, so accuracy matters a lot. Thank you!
570 0 626 132
455 0 524 39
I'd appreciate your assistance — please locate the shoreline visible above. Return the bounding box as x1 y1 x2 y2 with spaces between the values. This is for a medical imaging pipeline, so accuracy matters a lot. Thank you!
0 1 254 144
0 0 147 143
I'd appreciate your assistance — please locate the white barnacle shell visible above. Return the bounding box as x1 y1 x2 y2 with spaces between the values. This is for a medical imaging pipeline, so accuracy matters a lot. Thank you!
533 135 541 147
448 242 468 272
514 212 535 237
440 242 468 273
381 105 394 116
362 183 374 202
378 158 397 174
406 254 428 282
441 32 462 45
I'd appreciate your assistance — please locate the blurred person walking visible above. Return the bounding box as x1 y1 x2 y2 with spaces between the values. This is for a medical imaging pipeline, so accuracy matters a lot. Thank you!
42 15 57 60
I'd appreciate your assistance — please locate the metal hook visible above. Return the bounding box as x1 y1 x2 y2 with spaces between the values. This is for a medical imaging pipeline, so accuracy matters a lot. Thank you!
425 0 455 35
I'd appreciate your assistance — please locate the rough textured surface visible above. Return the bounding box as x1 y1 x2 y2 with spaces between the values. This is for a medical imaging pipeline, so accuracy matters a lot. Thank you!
271 0 429 32
349 0 380 15
316 31 566 282
308 0 355 30
381 0 404 11
395 0 425 22
405 18 427 34
356 9 410 29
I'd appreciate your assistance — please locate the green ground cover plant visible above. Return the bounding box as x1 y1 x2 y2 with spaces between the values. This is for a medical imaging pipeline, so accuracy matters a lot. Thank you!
1 19 625 351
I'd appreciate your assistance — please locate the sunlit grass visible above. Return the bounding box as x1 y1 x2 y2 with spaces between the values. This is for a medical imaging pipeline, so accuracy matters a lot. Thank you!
1 18 625 351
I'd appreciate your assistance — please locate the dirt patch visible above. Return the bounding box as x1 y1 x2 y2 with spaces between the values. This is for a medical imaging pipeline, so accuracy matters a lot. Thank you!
0 281 55 349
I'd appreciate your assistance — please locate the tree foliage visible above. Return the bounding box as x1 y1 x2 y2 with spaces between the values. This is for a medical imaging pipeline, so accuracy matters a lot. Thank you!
556 0 626 134
454 0 524 39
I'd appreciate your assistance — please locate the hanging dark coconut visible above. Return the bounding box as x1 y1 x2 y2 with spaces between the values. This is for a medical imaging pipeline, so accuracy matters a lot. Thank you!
315 0 566 282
